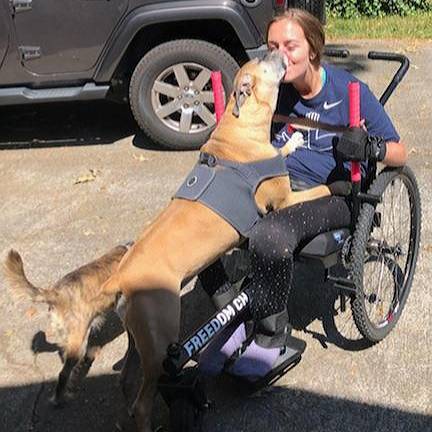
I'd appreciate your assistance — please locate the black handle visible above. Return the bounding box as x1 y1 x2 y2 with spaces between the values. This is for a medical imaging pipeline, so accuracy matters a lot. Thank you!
324 48 350 58
367 51 410 106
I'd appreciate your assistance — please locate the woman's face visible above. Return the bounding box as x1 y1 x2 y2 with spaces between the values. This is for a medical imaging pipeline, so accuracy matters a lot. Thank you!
267 19 314 83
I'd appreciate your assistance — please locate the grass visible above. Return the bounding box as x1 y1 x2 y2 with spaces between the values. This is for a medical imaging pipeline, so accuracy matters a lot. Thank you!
326 12 432 39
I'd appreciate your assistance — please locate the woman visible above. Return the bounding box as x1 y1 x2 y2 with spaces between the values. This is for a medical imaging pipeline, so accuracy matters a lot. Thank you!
198 8 407 383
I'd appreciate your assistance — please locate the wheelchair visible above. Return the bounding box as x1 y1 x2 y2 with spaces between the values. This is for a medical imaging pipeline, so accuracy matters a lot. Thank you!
157 50 422 432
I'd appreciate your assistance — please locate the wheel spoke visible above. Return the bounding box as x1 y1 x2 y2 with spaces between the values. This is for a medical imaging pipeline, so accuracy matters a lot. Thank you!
173 64 190 88
199 91 215 104
195 104 216 127
156 99 181 119
192 69 211 91
179 109 193 133
153 80 180 98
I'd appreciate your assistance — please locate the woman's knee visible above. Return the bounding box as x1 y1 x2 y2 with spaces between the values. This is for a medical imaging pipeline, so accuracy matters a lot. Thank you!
249 212 299 260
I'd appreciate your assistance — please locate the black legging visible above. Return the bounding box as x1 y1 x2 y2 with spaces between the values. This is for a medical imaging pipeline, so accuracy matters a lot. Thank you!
199 195 351 347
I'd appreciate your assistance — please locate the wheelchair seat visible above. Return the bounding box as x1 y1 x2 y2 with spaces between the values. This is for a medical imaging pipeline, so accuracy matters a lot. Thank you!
297 228 350 268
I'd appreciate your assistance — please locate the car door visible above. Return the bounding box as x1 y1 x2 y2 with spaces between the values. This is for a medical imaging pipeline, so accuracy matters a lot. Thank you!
0 0 10 70
10 0 129 74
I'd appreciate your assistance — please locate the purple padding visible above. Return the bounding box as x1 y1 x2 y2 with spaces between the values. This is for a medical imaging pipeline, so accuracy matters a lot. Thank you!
198 322 246 376
226 341 279 382
198 322 280 381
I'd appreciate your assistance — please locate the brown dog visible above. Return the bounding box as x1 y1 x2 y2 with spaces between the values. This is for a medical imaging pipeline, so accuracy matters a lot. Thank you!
3 244 130 405
100 52 339 431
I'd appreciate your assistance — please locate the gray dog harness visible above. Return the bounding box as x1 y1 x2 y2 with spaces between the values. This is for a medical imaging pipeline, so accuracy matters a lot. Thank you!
174 152 288 237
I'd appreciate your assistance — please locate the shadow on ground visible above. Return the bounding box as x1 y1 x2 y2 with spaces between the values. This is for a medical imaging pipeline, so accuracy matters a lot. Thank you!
0 100 139 149
1 371 430 432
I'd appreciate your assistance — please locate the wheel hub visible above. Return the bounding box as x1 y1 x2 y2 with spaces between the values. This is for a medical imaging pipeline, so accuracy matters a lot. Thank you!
151 62 220 135
179 87 201 109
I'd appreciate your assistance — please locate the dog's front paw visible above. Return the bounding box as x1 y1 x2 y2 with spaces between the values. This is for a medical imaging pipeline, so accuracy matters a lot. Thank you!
287 131 304 153
327 181 352 196
279 131 305 157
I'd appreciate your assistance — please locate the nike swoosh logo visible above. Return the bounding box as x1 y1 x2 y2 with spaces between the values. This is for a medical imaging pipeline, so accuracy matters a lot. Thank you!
323 99 343 110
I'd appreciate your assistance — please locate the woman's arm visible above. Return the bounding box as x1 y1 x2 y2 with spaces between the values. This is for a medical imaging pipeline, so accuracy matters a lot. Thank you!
382 140 408 167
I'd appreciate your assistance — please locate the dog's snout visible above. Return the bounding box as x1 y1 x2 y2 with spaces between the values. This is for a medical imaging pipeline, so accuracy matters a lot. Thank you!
262 50 287 78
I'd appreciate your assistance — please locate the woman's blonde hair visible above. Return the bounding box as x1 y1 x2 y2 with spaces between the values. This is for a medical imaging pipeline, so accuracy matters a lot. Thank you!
267 8 325 66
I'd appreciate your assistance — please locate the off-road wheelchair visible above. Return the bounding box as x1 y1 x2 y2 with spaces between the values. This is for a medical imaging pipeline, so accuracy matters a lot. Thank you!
156 50 422 432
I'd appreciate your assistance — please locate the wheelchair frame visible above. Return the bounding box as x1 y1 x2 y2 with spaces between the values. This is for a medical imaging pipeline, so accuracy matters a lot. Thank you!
157 50 422 432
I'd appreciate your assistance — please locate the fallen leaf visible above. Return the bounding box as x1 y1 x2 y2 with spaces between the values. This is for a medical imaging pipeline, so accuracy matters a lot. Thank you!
74 169 100 184
133 154 149 162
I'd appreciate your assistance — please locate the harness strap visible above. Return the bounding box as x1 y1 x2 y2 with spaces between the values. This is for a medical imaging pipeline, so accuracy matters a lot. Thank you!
199 152 288 188
273 114 349 133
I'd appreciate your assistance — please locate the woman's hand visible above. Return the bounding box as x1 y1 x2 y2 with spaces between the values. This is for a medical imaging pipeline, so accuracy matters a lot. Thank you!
335 128 387 162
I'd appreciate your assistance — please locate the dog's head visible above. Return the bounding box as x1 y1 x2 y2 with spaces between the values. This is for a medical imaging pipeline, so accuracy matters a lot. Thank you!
232 50 287 118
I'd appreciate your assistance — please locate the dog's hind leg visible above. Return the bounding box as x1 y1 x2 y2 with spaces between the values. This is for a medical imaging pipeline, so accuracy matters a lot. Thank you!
66 345 99 398
125 288 180 432
282 185 331 207
51 355 80 406
116 294 142 407
51 323 89 406
119 330 142 408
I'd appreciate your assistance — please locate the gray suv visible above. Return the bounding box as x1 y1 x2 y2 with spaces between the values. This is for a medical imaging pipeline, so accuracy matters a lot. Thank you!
0 0 324 150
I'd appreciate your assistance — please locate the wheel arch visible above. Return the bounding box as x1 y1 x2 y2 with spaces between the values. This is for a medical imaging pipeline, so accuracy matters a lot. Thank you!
95 1 262 83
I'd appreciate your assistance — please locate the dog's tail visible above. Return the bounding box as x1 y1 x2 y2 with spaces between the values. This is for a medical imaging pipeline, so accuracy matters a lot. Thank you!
3 249 57 304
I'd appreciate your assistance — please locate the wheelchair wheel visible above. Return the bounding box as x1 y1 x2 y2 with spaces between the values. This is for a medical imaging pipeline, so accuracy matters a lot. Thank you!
350 166 421 342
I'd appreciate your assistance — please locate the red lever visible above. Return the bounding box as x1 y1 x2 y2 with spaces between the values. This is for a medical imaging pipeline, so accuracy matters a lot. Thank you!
211 71 224 125
349 81 361 183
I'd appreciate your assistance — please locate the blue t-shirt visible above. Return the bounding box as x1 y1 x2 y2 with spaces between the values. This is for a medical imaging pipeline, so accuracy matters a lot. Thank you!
272 63 400 186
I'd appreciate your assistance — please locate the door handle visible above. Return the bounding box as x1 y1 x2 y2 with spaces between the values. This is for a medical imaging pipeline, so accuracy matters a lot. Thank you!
10 0 32 14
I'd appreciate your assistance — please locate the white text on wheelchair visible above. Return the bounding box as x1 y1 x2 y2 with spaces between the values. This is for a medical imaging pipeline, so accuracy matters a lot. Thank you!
183 292 249 357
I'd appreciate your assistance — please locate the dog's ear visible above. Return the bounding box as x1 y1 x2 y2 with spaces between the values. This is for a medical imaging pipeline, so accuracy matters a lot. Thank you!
232 73 254 118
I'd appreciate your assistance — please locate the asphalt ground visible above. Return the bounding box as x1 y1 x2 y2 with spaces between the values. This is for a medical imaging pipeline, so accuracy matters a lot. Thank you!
0 40 431 432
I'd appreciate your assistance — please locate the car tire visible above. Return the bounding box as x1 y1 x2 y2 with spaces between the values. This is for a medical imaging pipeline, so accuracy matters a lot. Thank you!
129 39 240 150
